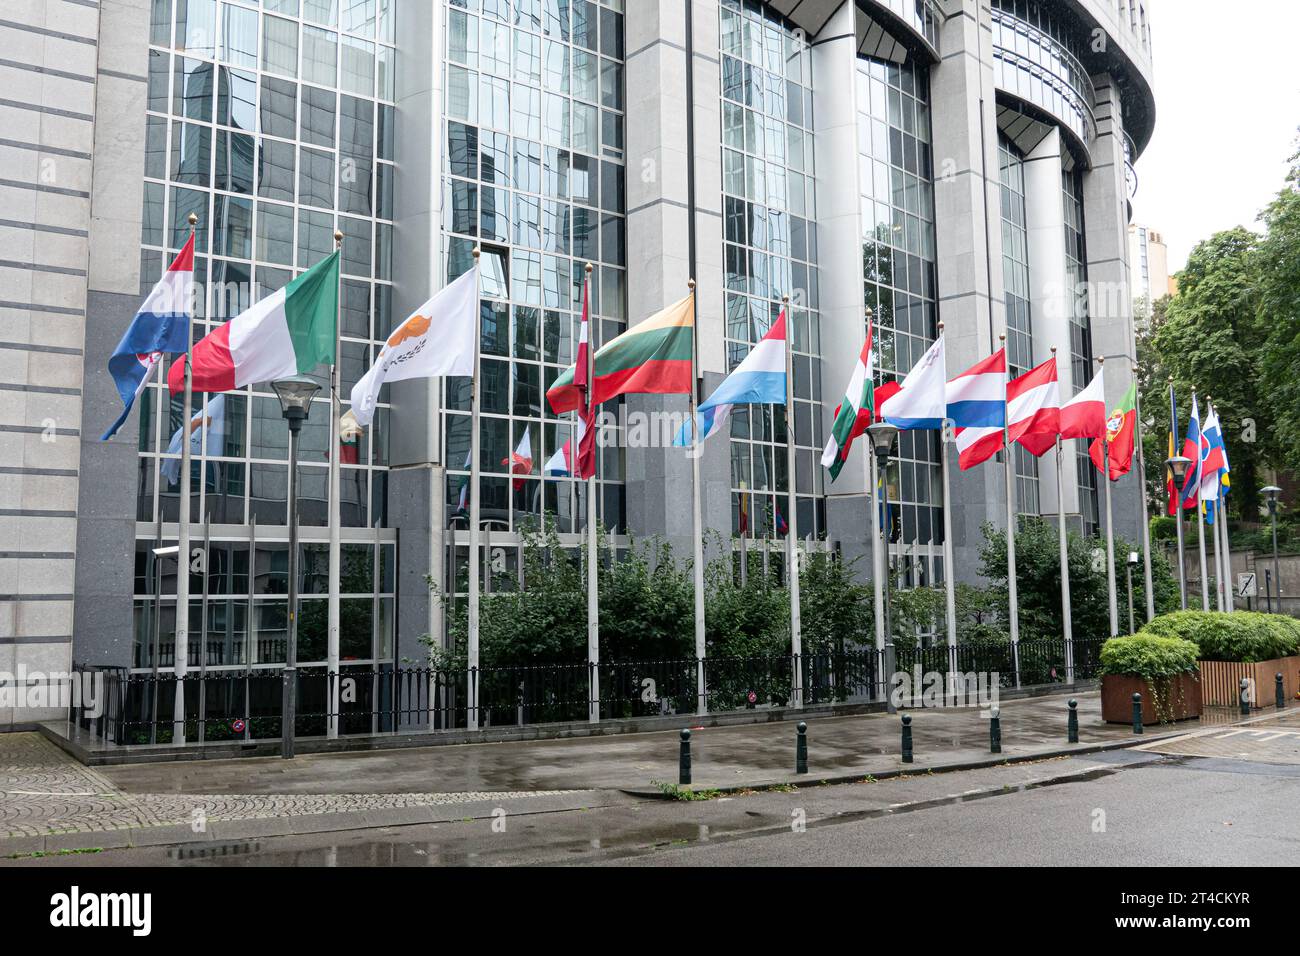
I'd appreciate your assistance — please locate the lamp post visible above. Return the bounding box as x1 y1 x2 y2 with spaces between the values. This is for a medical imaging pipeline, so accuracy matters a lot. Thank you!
1263 485 1283 615
868 422 900 712
273 375 321 759
1166 455 1192 609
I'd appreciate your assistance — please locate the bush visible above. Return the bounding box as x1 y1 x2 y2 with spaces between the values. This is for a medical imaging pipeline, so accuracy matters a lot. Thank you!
1099 634 1200 681
1139 610 1300 662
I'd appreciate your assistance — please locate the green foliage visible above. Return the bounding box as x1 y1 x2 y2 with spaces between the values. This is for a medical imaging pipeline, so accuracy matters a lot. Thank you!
1139 610 1300 663
799 551 873 653
1099 634 1200 681
1257 136 1300 476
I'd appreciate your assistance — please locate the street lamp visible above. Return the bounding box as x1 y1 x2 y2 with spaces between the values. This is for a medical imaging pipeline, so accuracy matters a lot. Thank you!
1166 455 1193 610
868 422 900 711
1263 485 1282 614
273 375 321 759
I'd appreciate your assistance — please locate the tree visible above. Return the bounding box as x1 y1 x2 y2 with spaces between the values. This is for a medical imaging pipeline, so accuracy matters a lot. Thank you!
1256 137 1300 477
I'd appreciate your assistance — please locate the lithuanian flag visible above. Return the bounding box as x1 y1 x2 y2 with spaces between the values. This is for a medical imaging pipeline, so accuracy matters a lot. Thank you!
547 293 694 414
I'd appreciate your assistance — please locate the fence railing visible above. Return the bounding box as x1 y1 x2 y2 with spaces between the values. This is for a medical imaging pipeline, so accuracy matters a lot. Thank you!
71 637 1106 749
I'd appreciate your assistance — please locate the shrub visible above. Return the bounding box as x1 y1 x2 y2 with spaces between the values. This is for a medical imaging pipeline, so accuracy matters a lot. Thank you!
1099 634 1200 681
1139 610 1300 662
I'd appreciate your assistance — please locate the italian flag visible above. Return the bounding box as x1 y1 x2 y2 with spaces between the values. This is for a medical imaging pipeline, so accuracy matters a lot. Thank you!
821 319 874 482
546 293 695 414
1089 381 1137 480
169 251 339 394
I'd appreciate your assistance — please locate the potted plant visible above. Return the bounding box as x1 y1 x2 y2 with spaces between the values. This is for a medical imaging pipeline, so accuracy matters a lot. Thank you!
1139 611 1300 707
1100 634 1202 724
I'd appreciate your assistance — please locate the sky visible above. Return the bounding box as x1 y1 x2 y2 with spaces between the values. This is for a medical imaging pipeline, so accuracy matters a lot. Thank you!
1130 0 1300 272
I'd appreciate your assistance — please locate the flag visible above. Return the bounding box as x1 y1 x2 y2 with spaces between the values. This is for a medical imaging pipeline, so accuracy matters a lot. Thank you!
873 381 901 421
821 319 874 482
1060 366 1107 440
161 394 226 486
1200 405 1227 502
350 267 477 427
171 250 339 396
1179 396 1204 509
673 311 786 446
774 499 788 536
503 430 533 491
339 409 362 465
1089 382 1138 480
574 276 597 480
101 237 195 440
947 349 1006 470
1007 358 1060 457
880 336 946 430
738 490 749 535
547 293 694 414
455 449 472 514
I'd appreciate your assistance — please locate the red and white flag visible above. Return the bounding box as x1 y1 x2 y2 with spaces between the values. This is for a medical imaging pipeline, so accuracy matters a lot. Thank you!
503 430 533 491
1007 359 1060 457
1060 365 1107 440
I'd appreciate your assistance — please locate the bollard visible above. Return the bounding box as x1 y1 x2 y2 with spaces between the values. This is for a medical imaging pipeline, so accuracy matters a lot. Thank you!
1278 673 1286 710
901 714 913 764
1240 677 1252 716
678 729 692 786
1131 692 1143 735
1067 699 1079 744
795 721 808 775
989 706 1002 754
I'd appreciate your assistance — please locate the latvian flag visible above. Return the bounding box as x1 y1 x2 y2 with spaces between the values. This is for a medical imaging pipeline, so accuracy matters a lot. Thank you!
946 349 1007 470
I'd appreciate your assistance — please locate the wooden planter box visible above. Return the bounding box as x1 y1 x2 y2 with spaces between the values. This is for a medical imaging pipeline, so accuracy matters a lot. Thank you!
1101 673 1202 724
1198 656 1300 708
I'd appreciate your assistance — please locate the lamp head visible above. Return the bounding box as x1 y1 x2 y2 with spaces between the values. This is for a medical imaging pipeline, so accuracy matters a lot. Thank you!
272 376 321 432
1166 455 1192 484
867 422 899 458
1262 485 1282 501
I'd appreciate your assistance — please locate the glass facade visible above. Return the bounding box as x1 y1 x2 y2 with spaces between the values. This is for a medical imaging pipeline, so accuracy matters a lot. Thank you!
133 0 399 671
1064 165 1100 538
719 0 824 540
440 0 627 590
858 53 942 589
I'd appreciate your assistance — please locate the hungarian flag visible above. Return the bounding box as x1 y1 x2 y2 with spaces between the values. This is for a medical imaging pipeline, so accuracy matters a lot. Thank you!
547 292 694 415
821 317 874 482
503 430 533 491
170 251 339 394
1089 382 1137 480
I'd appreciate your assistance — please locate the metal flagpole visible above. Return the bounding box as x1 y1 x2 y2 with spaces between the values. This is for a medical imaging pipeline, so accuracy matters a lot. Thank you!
327 230 343 739
939 324 957 681
1104 440 1119 637
1133 368 1155 622
688 279 706 715
585 263 600 724
1192 392 1210 611
1052 347 1074 682
999 334 1021 687
865 311 885 696
738 480 748 588
1169 379 1188 609
468 247 483 730
174 212 198 745
782 296 803 708
199 512 209 741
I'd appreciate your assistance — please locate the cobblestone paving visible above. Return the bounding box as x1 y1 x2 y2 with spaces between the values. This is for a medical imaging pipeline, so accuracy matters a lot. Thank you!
0 734 572 839
1137 715 1300 765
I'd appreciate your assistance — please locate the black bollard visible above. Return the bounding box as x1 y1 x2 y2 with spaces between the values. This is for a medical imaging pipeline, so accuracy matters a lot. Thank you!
989 707 1002 754
901 714 913 764
1067 698 1079 744
1277 673 1286 710
1240 678 1252 716
1131 692 1143 735
796 722 808 775
679 729 692 786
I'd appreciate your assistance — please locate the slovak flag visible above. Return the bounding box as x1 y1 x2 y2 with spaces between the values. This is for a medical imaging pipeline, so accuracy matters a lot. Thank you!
673 311 787 446
947 349 1007 470
503 430 534 491
1007 359 1061 457
100 237 194 439
1199 404 1227 504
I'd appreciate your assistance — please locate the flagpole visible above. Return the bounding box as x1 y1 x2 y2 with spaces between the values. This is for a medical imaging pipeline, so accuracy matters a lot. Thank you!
688 278 706 716
1051 350 1074 683
999 334 1021 687
327 230 343 739
585 262 599 724
1168 378 1188 610
1207 397 1225 613
468 247 483 730
782 296 803 708
864 310 886 696
1192 391 1210 611
174 212 197 746
939 324 958 683
1133 366 1155 622
739 480 748 588
1103 433 1119 636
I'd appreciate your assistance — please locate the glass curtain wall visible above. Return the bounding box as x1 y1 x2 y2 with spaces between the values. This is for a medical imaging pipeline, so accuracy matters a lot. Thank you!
1064 165 1100 537
134 0 398 671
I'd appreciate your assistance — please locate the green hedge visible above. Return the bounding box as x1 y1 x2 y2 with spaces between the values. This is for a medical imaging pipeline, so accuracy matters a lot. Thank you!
1139 611 1300 663
1099 634 1200 682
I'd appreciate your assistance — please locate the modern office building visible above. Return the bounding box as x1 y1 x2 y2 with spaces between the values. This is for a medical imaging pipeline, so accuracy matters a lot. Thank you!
1 0 1154 726
1128 222 1171 321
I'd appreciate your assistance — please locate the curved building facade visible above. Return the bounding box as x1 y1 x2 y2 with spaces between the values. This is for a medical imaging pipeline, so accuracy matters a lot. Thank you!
1 0 1154 721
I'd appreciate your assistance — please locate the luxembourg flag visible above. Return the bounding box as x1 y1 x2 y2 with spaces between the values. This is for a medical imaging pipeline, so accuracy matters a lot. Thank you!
947 349 1007 470
1007 359 1060 457
879 336 946 430
673 311 787 447
100 237 194 439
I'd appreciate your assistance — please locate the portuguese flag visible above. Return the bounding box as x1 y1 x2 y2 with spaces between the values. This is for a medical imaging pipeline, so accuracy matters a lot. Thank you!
820 318 874 483
169 251 339 394
546 292 695 414
1089 381 1137 480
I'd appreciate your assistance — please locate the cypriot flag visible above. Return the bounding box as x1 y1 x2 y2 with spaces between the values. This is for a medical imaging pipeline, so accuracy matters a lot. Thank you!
350 267 478 427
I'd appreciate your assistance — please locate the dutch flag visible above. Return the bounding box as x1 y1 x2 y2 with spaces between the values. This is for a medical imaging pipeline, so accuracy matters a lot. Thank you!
947 349 1007 470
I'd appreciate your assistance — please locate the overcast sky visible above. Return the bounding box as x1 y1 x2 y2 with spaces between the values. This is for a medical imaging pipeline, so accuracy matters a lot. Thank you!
1130 0 1300 272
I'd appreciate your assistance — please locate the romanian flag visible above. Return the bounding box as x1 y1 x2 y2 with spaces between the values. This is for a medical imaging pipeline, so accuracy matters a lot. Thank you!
547 293 695 415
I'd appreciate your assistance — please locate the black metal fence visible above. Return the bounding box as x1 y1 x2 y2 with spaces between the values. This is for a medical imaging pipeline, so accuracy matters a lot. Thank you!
72 636 1106 748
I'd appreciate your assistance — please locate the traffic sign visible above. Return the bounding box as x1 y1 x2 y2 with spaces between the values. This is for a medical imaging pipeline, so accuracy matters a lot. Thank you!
1238 573 1257 598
